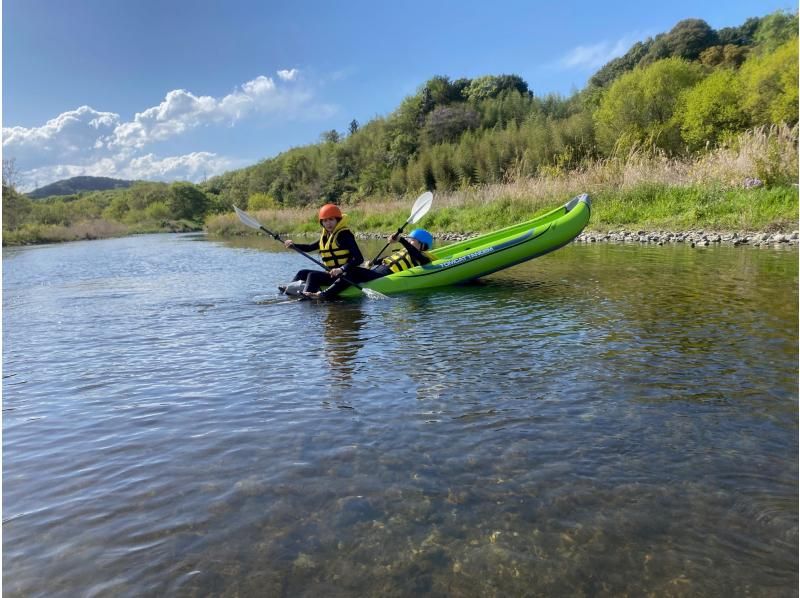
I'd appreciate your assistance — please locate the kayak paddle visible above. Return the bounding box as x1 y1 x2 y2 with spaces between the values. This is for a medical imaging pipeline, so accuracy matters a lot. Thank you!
370 191 433 265
233 205 388 300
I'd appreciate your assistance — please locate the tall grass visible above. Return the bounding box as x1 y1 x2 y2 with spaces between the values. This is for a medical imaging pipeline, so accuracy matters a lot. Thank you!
208 124 798 236
3 219 129 245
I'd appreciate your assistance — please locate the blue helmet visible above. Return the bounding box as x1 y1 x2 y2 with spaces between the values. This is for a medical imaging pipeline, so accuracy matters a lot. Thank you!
408 228 434 250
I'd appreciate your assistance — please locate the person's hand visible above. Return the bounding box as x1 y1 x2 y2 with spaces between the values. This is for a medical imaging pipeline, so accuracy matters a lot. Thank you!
329 267 343 277
389 232 399 242
284 239 294 248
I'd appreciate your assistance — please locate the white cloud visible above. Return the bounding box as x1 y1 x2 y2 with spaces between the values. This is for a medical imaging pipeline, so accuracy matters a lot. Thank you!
277 68 299 81
18 152 239 191
560 33 648 70
2 69 336 189
3 106 120 166
123 152 237 181
105 73 316 150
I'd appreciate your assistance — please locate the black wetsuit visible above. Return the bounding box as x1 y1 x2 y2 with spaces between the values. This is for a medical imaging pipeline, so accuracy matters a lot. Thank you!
320 237 433 298
290 230 364 293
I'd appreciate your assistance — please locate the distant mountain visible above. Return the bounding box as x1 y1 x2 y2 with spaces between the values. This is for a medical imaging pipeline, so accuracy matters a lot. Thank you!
27 176 137 199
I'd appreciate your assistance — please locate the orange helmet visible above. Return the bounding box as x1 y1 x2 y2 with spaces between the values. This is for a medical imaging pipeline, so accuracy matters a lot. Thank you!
318 203 342 220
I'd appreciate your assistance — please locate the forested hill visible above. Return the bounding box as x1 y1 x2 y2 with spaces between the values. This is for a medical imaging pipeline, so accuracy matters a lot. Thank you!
27 176 136 199
200 10 797 211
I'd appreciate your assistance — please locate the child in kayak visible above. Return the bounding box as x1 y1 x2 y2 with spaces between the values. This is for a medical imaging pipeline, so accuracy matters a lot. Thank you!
304 228 435 299
283 204 365 294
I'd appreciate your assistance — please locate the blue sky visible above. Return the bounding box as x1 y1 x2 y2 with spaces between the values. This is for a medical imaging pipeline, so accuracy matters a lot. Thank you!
2 0 793 191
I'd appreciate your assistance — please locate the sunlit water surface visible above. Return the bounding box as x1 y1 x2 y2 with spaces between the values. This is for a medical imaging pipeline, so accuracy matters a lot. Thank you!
3 233 798 596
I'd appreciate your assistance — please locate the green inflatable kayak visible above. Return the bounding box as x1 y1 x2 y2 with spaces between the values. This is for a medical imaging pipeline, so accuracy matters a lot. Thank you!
284 193 591 298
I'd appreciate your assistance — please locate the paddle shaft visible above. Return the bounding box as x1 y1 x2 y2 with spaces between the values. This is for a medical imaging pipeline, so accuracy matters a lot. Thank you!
371 224 408 265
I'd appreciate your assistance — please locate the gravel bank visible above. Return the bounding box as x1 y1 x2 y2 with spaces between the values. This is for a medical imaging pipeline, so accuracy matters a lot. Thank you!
357 230 799 248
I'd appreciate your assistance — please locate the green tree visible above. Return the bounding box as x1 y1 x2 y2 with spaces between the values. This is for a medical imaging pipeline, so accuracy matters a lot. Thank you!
717 17 760 46
590 40 653 88
594 58 704 154
168 182 208 220
321 129 341 144
248 192 278 210
422 75 465 106
643 19 718 65
698 44 750 67
2 184 32 230
739 39 799 125
753 10 799 54
464 75 529 103
2 159 33 230
678 69 749 150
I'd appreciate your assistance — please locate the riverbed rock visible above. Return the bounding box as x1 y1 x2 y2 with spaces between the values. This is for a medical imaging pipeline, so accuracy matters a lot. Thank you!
355 228 798 248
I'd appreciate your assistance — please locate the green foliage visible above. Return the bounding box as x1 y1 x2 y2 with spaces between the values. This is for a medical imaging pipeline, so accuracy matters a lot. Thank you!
717 17 760 46
464 75 529 103
248 192 278 210
678 69 749 150
2 184 33 229
594 58 704 154
168 182 209 220
642 19 718 64
738 38 799 126
753 10 799 53
144 201 171 221
699 44 750 67
590 40 654 88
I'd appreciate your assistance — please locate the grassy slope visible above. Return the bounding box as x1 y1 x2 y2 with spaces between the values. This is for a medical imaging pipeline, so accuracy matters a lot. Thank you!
209 126 799 238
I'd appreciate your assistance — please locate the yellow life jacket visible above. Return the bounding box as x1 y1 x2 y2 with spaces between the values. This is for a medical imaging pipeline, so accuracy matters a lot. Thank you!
319 216 352 268
381 247 433 274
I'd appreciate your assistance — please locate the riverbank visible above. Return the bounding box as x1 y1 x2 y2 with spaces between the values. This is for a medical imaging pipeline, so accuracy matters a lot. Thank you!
348 228 800 248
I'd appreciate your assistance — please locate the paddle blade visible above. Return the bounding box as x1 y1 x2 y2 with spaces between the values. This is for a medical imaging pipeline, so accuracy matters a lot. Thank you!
233 205 263 230
408 191 433 224
362 288 389 300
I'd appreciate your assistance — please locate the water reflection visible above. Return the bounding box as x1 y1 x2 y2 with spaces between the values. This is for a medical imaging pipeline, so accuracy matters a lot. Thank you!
321 302 365 384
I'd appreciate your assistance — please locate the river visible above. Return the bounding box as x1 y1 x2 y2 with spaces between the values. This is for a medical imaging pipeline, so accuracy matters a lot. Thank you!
3 233 798 596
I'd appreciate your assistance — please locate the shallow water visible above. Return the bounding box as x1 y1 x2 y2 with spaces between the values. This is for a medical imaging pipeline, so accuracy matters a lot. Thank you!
3 233 798 597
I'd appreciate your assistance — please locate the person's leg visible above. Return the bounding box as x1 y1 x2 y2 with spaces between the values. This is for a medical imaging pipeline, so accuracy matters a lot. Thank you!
280 269 317 293
319 267 384 299
291 269 315 282
303 270 332 293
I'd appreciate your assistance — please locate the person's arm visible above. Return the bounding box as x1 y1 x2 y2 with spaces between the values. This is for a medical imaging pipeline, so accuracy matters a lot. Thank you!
336 230 364 273
399 236 432 265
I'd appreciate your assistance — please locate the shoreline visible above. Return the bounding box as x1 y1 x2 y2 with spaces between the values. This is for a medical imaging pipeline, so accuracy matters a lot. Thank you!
354 229 800 248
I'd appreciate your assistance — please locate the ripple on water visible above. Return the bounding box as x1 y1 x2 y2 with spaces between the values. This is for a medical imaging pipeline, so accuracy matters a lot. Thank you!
3 237 797 596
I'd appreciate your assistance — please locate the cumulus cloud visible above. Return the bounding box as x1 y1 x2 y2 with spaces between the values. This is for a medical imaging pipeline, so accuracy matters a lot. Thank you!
105 73 317 150
560 33 646 70
3 106 120 166
3 70 334 189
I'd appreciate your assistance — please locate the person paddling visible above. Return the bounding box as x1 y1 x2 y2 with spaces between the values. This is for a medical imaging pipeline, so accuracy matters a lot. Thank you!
304 228 435 300
283 204 365 294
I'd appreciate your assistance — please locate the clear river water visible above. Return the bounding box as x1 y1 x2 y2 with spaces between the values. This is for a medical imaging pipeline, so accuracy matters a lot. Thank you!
3 233 798 597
